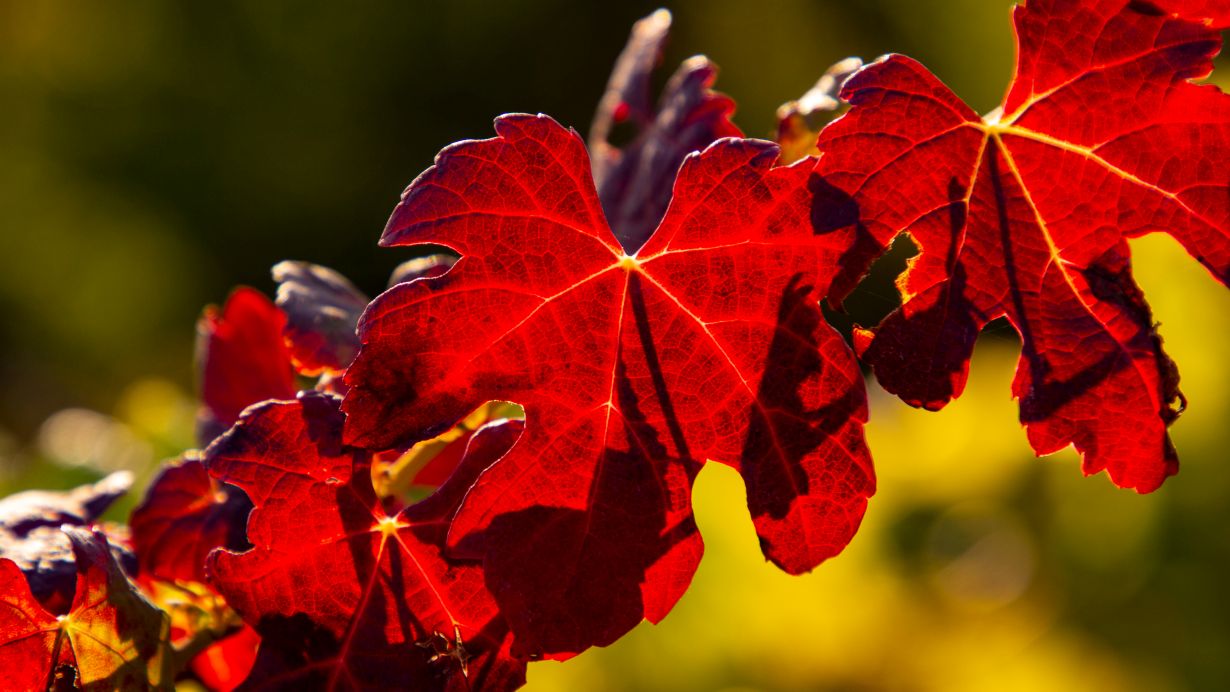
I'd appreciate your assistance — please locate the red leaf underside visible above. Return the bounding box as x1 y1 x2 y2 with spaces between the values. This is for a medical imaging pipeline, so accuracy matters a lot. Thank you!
588 9 741 253
272 261 370 377
0 472 133 611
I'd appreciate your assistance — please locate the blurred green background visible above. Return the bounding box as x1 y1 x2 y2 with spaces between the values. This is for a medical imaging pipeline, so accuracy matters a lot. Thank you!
1 1 1228 690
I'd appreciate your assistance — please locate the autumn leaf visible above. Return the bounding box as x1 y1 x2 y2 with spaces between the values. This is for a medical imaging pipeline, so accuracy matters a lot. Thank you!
190 624 260 692
131 458 259 691
814 0 1229 492
588 9 742 253
130 453 252 585
206 392 527 691
143 288 293 689
272 261 370 378
0 558 60 691
0 527 172 691
197 287 297 442
1150 0 1230 27
0 471 134 612
343 114 875 658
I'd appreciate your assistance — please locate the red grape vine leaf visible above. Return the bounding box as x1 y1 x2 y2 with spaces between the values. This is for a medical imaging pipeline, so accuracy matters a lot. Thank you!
206 392 527 691
136 578 255 692
815 0 1230 491
197 287 297 442
0 527 172 691
129 452 257 689
130 453 252 585
0 471 134 612
588 9 742 253
343 114 875 658
272 261 370 377
190 623 260 692
1150 0 1230 26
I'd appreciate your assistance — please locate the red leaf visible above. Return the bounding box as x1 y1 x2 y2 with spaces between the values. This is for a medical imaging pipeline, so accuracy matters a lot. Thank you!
588 9 742 253
0 558 59 691
0 528 172 690
816 0 1229 491
191 624 260 692
343 114 874 657
1150 0 1230 27
0 472 134 612
131 458 259 690
372 401 525 505
206 393 526 691
272 261 370 377
198 287 297 441
134 577 255 692
130 454 251 585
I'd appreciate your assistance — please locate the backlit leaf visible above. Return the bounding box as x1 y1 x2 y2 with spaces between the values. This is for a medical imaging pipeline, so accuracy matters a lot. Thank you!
344 114 874 658
207 393 527 691
0 527 172 691
130 453 252 586
373 401 525 504
815 0 1229 491
197 287 297 443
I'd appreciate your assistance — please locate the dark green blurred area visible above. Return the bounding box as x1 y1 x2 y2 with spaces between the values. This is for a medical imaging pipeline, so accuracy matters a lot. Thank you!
0 0 1017 438
2 3 1229 691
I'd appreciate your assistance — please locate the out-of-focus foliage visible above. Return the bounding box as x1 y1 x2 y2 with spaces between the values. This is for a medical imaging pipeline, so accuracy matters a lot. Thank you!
1 1 1227 690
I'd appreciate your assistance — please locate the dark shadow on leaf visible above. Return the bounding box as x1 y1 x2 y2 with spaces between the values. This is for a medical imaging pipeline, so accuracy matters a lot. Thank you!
455 616 526 692
740 275 867 524
243 613 338 688
628 274 692 461
48 663 77 692
461 280 700 657
986 154 1145 424
861 177 981 408
809 173 884 305
1128 0 1167 17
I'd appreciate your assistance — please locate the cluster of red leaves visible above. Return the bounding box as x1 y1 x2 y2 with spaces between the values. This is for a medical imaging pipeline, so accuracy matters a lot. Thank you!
0 2 1226 690
0 527 171 690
